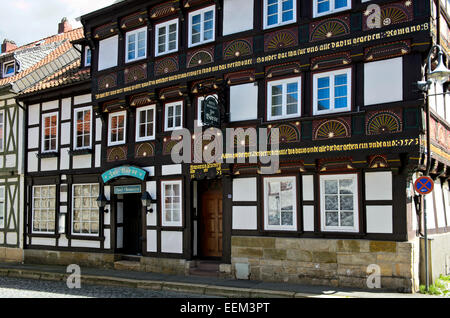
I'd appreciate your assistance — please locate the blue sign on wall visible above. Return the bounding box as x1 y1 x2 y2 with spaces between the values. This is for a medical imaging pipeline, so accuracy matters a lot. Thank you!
114 185 142 195
102 166 147 183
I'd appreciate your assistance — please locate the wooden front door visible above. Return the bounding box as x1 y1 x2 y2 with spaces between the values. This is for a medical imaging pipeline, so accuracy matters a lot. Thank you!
201 189 223 258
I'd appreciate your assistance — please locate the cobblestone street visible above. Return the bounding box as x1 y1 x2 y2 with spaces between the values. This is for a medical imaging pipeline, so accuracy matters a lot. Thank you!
0 277 212 298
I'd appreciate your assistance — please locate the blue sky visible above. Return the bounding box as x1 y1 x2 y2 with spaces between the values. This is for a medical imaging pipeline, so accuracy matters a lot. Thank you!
0 0 117 47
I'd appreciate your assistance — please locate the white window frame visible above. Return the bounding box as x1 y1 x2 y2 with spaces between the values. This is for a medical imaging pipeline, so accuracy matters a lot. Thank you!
313 0 351 18
161 180 183 227
84 46 92 67
155 18 179 57
3 61 15 78
188 5 216 48
313 68 352 116
125 26 148 63
164 101 183 132
263 0 297 30
41 112 59 153
71 184 100 237
73 106 93 150
320 174 359 233
263 176 298 232
0 186 5 229
267 76 302 121
31 185 56 234
136 105 156 142
108 111 127 146
0 110 4 152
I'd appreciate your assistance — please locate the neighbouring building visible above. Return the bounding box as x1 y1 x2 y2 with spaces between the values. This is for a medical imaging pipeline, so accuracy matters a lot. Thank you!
17 0 450 293
0 20 83 262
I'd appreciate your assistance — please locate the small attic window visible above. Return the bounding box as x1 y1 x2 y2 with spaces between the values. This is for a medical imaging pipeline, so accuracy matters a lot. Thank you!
3 61 15 78
84 46 91 67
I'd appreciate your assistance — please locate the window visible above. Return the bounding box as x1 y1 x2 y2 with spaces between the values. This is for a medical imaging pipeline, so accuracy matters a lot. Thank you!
125 27 147 63
3 61 15 78
264 0 296 29
108 111 126 146
161 180 182 227
98 35 118 71
313 68 351 115
188 5 215 47
72 184 100 236
0 110 4 152
165 101 183 131
32 185 56 234
74 107 92 150
264 176 297 231
42 112 58 153
267 77 301 120
0 186 4 229
313 0 351 17
136 105 156 142
84 46 92 67
155 19 178 57
320 174 359 232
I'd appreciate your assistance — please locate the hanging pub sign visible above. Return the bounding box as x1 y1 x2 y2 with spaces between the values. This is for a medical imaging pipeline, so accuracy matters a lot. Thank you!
102 166 147 183
202 96 221 128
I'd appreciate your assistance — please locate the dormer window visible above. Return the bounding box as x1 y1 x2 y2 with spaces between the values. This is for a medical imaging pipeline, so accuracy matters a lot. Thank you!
3 61 15 78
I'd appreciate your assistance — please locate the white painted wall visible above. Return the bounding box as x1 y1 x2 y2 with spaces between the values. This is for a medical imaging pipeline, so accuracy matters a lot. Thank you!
60 122 71 145
230 83 259 122
365 171 393 201
434 180 446 228
27 151 38 172
72 154 92 169
98 35 119 71
41 158 57 171
162 164 182 176
28 127 39 149
364 57 403 106
302 175 314 201
424 193 436 229
146 181 157 226
32 237 56 246
147 230 157 253
74 94 91 105
60 148 70 170
95 145 101 168
41 100 58 112
232 178 257 202
223 0 254 36
161 231 183 254
303 205 315 231
28 104 40 125
61 98 71 120
71 240 101 248
366 205 393 234
232 206 257 230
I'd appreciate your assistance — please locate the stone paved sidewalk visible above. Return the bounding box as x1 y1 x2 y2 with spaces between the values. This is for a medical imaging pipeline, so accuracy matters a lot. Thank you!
0 262 438 298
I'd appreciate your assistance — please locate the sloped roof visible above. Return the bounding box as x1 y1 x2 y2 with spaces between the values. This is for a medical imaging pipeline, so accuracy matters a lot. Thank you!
0 28 84 90
21 59 90 95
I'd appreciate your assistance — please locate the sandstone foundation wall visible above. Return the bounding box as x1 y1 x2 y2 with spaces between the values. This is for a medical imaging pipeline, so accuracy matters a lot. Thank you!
231 236 420 293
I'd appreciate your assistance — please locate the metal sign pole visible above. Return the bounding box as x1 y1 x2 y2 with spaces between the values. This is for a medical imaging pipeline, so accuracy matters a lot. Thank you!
423 193 429 291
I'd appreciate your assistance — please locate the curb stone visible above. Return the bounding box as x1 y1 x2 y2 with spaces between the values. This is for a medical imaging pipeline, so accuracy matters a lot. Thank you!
2 268 317 298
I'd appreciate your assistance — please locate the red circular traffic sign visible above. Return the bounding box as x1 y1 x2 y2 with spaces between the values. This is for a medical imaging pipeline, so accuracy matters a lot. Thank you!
414 176 434 195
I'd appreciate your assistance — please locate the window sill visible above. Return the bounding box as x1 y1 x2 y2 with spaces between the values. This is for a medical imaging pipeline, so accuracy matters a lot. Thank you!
69 149 92 156
36 152 59 159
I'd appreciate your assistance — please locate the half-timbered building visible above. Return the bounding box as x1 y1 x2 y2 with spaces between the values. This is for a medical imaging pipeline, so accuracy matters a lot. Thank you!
0 20 83 262
18 0 450 292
